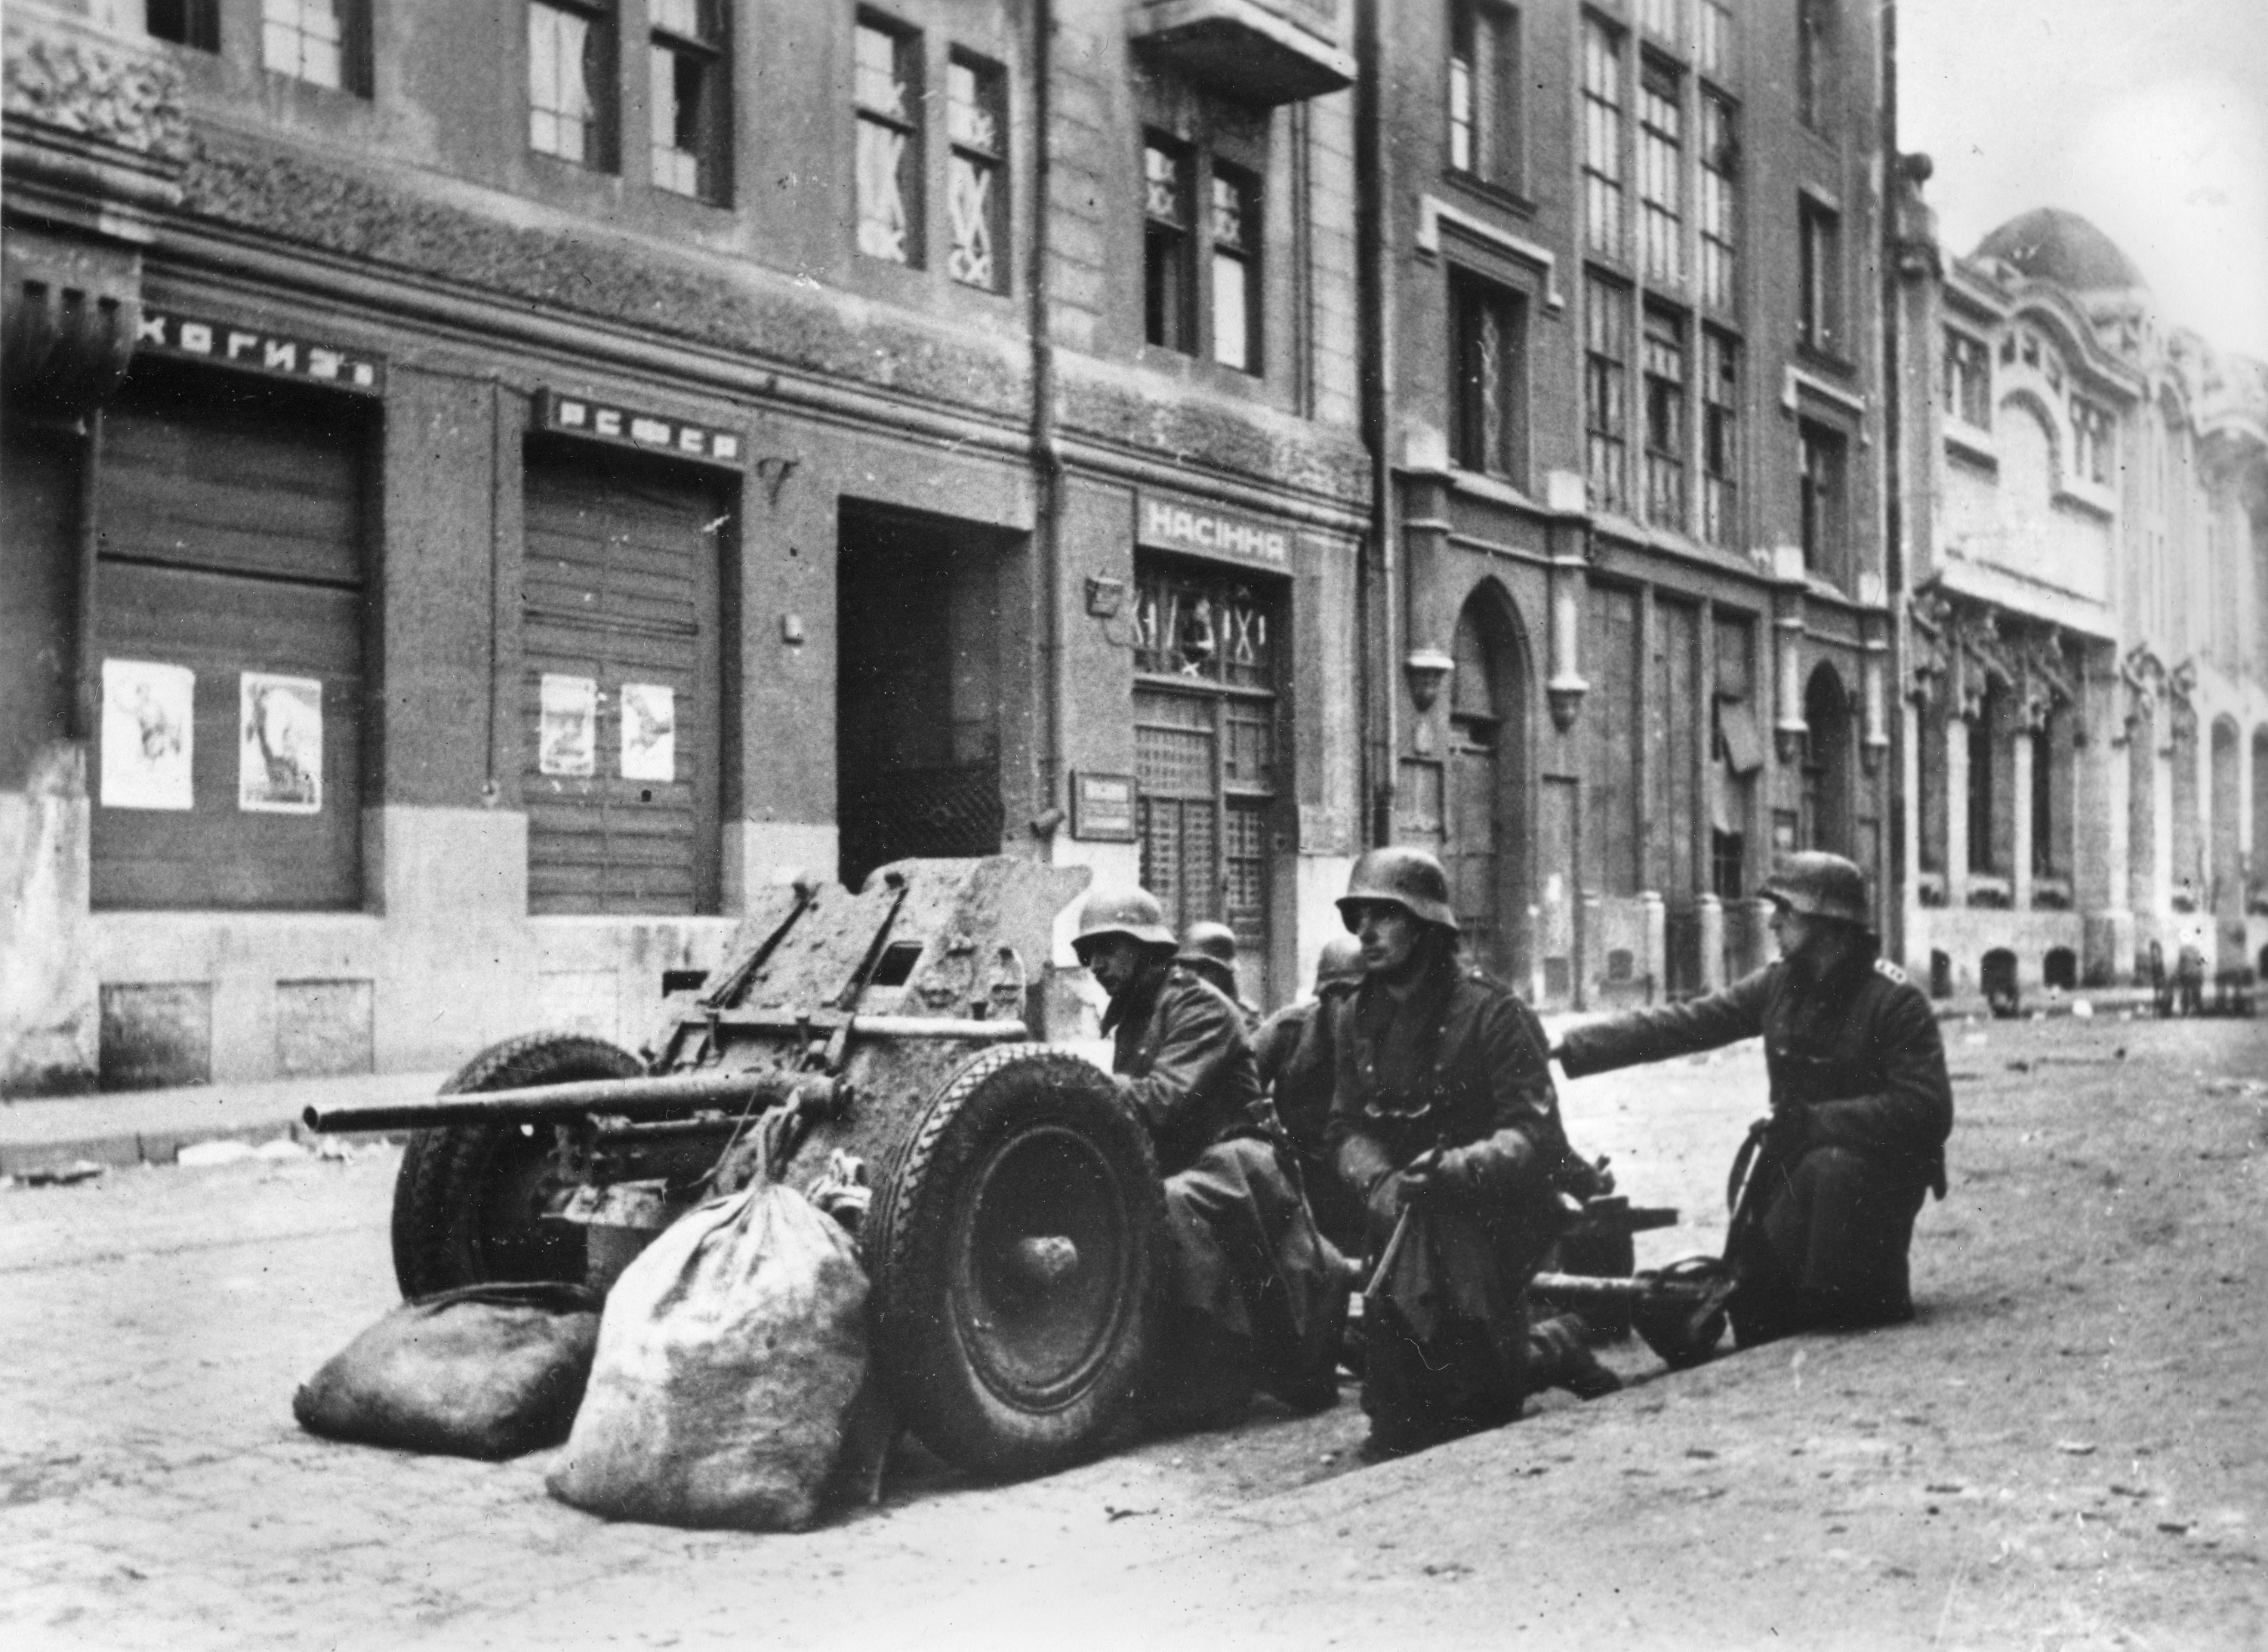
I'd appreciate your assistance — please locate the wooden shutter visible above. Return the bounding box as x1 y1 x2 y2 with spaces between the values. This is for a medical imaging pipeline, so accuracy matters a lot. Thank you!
91 375 368 910
522 448 723 915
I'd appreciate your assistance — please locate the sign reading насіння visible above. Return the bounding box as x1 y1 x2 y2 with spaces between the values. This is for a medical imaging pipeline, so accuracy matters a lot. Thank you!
1135 489 1292 569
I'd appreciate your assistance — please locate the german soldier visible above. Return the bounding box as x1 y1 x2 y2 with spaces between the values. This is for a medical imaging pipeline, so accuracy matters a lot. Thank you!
1071 886 1348 1427
1326 848 1618 1458
1176 920 1265 1031
1251 935 1367 1253
1553 852 1954 1345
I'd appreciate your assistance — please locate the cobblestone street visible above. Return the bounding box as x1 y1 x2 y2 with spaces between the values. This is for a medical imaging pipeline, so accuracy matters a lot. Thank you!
2 1016 2261 1650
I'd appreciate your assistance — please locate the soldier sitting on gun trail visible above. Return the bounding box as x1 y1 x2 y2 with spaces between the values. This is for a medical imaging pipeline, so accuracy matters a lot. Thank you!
1071 886 1349 1429
1251 935 1369 1255
1176 920 1264 1032
1326 848 1620 1460
1553 852 1954 1346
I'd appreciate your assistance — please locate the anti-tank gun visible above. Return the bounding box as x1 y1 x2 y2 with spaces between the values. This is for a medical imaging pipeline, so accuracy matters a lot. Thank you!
307 857 1161 1480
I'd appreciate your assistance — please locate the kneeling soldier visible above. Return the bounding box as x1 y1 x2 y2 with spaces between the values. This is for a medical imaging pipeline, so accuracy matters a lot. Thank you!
1327 848 1618 1459
1553 852 1953 1345
1072 887 1348 1428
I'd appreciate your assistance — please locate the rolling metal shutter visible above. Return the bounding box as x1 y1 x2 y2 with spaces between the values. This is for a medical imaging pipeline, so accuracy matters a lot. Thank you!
90 372 368 910
522 447 723 915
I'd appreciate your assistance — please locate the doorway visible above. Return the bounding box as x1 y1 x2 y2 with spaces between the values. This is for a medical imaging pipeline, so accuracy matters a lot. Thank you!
836 504 1005 892
1440 587 1533 989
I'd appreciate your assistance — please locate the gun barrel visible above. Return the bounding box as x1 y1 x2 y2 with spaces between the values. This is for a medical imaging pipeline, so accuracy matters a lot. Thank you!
304 1068 844 1135
1527 1270 1717 1306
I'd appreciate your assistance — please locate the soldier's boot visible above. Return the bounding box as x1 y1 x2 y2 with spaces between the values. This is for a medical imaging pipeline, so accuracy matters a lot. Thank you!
1528 1311 1622 1401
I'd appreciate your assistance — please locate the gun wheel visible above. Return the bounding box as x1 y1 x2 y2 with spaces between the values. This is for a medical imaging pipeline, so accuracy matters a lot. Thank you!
390 1032 643 1300
867 1045 1163 1481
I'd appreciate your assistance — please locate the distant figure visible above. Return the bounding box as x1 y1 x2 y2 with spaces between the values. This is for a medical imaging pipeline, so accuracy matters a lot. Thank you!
1555 852 1954 1347
1176 920 1263 1031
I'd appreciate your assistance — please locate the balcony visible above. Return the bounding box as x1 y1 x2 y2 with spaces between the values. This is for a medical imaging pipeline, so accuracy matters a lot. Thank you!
1126 0 1354 106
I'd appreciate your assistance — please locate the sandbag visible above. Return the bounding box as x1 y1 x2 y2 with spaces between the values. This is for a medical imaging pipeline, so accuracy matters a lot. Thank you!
292 1281 601 1459
545 1176 870 1532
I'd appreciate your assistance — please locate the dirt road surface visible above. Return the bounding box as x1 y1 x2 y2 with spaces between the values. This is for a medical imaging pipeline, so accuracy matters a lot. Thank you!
2 1015 2260 1650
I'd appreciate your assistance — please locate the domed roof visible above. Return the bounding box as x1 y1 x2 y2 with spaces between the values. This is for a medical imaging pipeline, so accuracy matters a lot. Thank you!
1973 208 2143 291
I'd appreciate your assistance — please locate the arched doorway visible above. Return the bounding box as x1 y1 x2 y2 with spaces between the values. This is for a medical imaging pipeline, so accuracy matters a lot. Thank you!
1441 586 1532 986
2212 717 2243 911
1801 664 1852 856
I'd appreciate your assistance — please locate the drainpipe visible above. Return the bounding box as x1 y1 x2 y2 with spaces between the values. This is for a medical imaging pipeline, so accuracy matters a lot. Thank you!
1878 0 1905 954
1354 0 1397 846
1028 0 1065 844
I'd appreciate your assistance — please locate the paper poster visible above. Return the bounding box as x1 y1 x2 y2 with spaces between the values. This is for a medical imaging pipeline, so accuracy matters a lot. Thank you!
239 673 323 814
539 674 598 777
100 658 196 811
619 683 676 783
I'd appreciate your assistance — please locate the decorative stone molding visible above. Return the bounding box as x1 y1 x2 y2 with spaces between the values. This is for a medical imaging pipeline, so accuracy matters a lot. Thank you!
3 13 190 165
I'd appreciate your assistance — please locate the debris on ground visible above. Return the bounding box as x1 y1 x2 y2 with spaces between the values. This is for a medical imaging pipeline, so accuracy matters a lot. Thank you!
2055 1440 2098 1456
255 1138 309 1160
15 1160 106 1188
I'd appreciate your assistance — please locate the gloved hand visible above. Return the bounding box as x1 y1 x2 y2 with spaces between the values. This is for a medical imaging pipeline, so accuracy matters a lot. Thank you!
1401 1132 1535 1207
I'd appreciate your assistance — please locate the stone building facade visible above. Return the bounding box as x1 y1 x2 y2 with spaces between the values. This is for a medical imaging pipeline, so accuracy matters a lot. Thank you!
1887 199 2268 1000
1369 0 1896 1012
1 0 1371 1093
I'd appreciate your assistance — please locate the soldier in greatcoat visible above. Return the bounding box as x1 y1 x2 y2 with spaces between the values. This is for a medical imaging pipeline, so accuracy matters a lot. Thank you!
1554 852 1954 1345
1325 849 1619 1459
1071 887 1348 1429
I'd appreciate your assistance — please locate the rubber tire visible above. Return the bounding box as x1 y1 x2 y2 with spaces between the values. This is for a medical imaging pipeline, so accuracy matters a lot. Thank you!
390 1032 644 1301
866 1044 1163 1480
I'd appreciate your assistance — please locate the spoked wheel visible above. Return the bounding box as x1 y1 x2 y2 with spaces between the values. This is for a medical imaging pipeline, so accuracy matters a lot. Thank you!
867 1045 1163 1480
390 1032 643 1300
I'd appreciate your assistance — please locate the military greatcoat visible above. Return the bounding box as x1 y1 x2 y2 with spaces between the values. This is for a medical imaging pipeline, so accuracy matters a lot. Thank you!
1557 947 1954 1338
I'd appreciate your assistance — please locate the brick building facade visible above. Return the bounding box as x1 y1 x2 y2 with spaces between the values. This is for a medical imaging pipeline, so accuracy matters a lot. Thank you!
1 0 1370 1093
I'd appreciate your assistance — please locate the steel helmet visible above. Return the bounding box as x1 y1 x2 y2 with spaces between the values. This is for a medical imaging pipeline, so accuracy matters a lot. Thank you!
1336 846 1459 932
1072 884 1177 954
1313 934 1365 990
1760 851 1871 927
1177 920 1240 969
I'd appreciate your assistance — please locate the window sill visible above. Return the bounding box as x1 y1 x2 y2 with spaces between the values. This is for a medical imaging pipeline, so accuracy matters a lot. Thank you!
1445 468 1542 516
1795 342 1857 380
2056 478 2119 519
1964 877 2012 910
1943 423 1998 468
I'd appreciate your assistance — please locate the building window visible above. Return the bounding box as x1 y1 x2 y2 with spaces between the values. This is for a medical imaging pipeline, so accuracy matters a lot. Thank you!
649 0 728 202
1798 197 1841 356
1585 273 1631 515
1144 138 1195 353
1696 0 1733 79
1701 327 1740 546
1133 562 1285 1005
1944 329 1991 428
530 0 615 168
1642 306 1687 529
1638 0 1679 42
1797 0 1837 130
146 0 220 51
1209 165 1260 372
263 0 363 93
1638 58 1683 287
2072 396 2113 485
947 52 1008 291
1448 0 1522 186
1581 17 1625 259
1798 419 1847 577
1697 91 1738 310
1449 270 1527 481
855 17 922 265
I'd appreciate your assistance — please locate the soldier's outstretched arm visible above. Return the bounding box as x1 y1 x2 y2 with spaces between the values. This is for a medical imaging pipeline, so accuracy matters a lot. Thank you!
1555 968 1773 1078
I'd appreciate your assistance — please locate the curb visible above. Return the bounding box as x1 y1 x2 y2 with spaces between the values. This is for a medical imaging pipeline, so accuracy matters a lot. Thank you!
0 1071 448 1178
